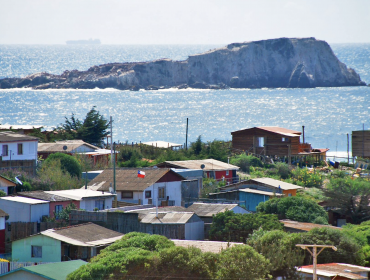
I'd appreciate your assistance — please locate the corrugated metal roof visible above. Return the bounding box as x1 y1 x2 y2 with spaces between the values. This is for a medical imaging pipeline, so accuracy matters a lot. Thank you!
157 159 239 171
41 223 123 246
140 212 195 224
0 131 39 142
250 178 303 190
239 188 283 196
186 203 238 217
172 240 243 253
45 189 115 201
18 191 75 202
87 168 184 192
38 140 99 152
0 196 49 204
142 141 182 148
298 263 370 279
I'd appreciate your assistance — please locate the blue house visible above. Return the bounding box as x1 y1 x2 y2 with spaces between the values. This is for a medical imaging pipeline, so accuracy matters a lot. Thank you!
208 188 282 212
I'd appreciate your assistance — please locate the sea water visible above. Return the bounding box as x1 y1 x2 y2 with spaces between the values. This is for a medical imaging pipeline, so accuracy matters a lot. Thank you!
0 44 369 160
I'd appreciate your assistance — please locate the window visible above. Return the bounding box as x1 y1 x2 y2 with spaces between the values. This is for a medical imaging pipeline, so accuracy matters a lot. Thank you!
55 205 63 219
158 187 166 199
145 190 152 198
95 199 105 210
17 143 23 155
226 170 229 176
31 245 42 258
282 137 288 142
121 191 133 199
257 137 264 147
2 145 8 156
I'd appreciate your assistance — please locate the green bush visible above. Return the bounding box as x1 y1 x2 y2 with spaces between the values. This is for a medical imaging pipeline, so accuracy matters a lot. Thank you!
0 190 6 197
230 154 263 173
43 153 82 178
289 167 323 188
256 196 328 223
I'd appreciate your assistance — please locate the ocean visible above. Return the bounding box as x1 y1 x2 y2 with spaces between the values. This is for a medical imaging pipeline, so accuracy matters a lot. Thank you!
0 43 369 160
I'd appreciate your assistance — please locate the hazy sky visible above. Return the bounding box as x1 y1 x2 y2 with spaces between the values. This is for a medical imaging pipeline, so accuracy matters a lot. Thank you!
1 0 369 44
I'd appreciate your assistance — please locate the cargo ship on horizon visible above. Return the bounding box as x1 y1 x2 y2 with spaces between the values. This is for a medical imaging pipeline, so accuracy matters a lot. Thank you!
66 38 101 45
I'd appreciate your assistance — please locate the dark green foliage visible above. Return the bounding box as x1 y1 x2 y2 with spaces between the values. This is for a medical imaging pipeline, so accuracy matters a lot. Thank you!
323 177 370 224
0 190 6 197
191 135 203 155
230 154 263 173
301 227 365 265
256 196 328 224
248 229 304 278
57 203 77 223
16 181 32 192
209 211 283 242
43 153 82 178
59 106 109 146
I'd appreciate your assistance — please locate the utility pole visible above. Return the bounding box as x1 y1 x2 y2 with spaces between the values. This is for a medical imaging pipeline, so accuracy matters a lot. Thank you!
185 118 188 150
113 142 117 207
347 133 350 165
296 244 337 280
110 116 113 165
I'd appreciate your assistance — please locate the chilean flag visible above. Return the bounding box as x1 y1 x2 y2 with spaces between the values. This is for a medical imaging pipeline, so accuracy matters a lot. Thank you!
137 170 145 178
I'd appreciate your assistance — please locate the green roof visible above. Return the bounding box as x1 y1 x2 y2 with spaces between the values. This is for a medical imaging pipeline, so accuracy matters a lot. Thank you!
7 260 87 280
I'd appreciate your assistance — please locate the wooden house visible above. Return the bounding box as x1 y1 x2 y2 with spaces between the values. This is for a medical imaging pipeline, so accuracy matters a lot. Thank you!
231 126 301 164
352 130 370 159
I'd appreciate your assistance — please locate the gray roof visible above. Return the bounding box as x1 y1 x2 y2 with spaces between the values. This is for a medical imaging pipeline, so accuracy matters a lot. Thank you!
186 203 239 217
0 131 38 142
17 191 75 202
249 178 303 190
125 206 189 219
38 140 99 153
140 212 197 224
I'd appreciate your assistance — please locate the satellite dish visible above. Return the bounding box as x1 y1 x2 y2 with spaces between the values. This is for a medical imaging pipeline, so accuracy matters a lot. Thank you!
200 164 205 169
63 145 68 151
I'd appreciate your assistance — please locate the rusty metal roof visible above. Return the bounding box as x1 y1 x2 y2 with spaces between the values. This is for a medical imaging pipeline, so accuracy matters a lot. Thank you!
0 131 39 142
186 203 239 217
88 168 184 192
172 240 243 253
298 263 370 279
281 219 342 232
157 159 239 171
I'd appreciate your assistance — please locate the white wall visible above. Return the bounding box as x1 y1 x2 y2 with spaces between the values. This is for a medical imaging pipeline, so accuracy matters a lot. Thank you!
0 216 5 230
80 197 114 211
185 221 204 240
142 181 182 206
0 200 49 222
1 141 38 161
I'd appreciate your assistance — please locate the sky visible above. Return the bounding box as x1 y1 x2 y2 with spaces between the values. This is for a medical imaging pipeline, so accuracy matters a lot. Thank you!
0 0 370 45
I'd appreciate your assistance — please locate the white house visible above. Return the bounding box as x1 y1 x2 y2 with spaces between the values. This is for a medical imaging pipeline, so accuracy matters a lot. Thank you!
0 197 49 223
0 175 16 195
87 168 185 206
45 189 115 211
0 131 38 170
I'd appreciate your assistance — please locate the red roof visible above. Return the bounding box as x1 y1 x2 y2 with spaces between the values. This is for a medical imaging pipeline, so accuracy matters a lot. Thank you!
256 126 301 135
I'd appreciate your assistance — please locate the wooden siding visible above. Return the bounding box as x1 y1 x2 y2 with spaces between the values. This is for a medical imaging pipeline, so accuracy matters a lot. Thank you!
352 130 370 158
232 127 301 156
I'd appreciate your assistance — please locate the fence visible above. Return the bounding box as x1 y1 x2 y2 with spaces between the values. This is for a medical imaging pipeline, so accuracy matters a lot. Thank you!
0 262 54 275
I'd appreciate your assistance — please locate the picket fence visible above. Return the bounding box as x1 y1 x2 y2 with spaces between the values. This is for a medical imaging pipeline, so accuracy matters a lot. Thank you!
0 262 53 275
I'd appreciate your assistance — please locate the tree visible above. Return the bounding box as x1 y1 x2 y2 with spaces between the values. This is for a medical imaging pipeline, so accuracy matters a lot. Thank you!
43 153 82 178
209 211 283 242
256 196 328 224
323 177 370 224
56 202 77 223
59 106 109 146
230 154 263 173
248 229 303 279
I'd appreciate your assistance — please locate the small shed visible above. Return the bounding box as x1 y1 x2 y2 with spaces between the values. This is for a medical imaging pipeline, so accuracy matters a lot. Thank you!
0 197 49 223
352 130 370 159
0 260 87 280
0 175 16 196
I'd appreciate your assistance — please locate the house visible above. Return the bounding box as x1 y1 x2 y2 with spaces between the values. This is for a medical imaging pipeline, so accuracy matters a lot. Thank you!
208 188 282 212
231 126 329 165
186 203 250 223
352 130 370 159
0 197 49 223
11 223 124 262
0 260 87 280
0 131 38 172
0 124 43 135
156 159 240 184
17 191 80 219
0 176 16 196
0 209 9 253
87 168 185 207
44 189 115 211
220 178 302 197
297 263 370 280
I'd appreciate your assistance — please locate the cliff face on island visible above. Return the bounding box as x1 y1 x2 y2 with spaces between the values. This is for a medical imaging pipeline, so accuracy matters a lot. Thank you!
0 37 366 90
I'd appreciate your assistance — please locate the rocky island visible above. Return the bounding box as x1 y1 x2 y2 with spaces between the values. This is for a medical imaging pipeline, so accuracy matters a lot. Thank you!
0 37 366 90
